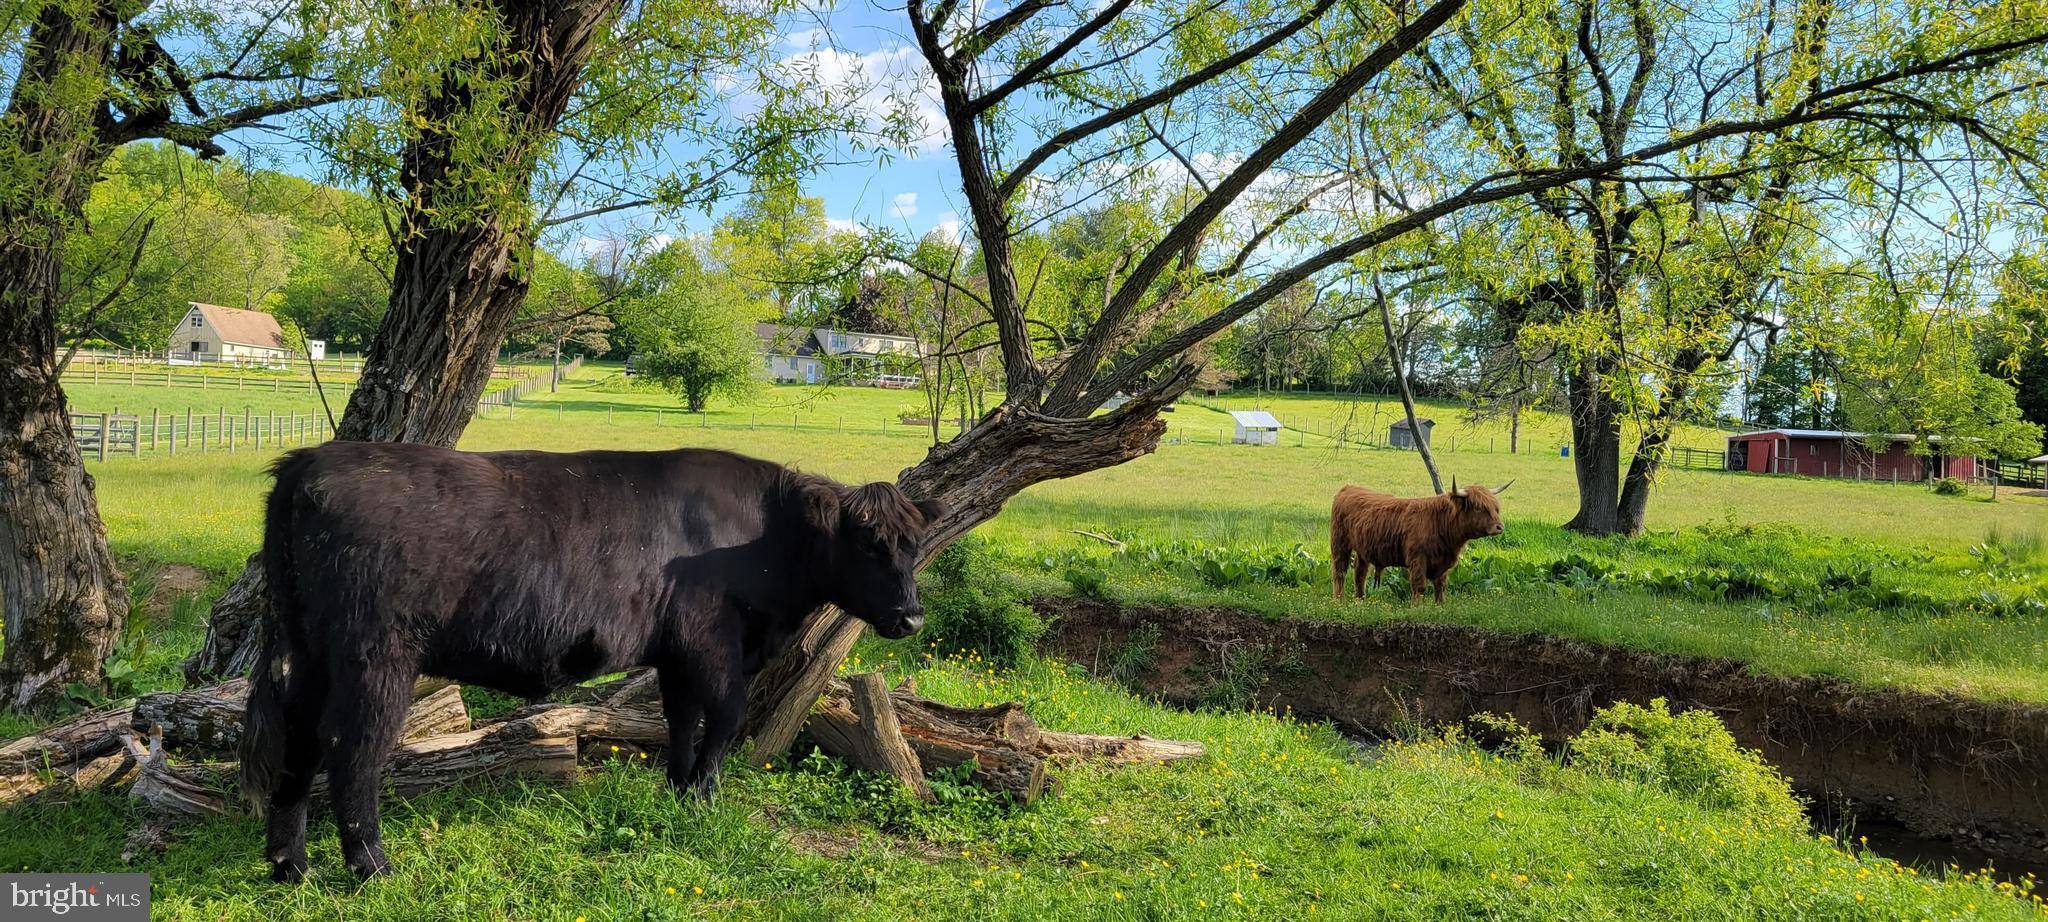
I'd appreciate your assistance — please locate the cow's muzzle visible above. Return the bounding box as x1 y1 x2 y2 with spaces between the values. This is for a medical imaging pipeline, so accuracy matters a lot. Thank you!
873 608 925 639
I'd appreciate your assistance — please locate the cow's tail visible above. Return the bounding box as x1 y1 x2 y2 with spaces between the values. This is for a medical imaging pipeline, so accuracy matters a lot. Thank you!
240 449 317 813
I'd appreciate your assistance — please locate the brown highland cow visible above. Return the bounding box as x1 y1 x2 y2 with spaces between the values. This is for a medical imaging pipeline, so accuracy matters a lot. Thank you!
1330 479 1510 602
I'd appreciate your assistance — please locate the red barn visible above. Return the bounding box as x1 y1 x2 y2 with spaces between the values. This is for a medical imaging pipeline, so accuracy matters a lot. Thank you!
1725 429 1979 481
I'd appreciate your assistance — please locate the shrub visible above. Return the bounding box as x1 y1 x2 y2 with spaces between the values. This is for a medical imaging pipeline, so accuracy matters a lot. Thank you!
1933 476 1967 496
928 534 994 588
1062 562 1112 600
920 583 1046 668
1566 698 1801 824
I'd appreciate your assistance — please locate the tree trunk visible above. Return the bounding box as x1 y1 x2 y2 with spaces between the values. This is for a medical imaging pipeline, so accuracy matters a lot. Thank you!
0 2 129 710
745 370 1197 759
184 0 626 684
1563 357 1623 536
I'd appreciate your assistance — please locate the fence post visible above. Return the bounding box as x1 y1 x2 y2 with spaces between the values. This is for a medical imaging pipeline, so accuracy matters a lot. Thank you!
184 409 192 449
199 416 207 452
150 408 159 451
97 414 109 461
227 418 235 453
168 414 176 456
131 419 140 457
129 365 136 386
238 374 244 391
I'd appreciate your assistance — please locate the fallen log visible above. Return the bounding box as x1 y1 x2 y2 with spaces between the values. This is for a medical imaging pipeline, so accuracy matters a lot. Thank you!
0 701 134 774
807 672 932 802
131 676 468 755
802 676 1207 803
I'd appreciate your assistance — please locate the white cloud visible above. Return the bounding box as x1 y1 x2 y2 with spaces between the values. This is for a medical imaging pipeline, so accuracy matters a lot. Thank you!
772 44 947 153
889 192 919 220
781 27 829 48
827 216 868 236
930 212 964 244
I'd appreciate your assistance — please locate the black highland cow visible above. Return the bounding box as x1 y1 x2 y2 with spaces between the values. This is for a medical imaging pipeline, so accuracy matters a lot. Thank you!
239 443 939 881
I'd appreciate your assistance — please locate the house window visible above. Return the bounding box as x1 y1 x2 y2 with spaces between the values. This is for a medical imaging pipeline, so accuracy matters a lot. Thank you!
189 341 203 353
190 315 201 327
1810 445 1817 455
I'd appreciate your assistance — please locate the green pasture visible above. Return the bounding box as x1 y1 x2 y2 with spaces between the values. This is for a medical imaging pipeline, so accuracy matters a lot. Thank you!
5 364 2048 917
62 365 2048 706
3 654 2040 920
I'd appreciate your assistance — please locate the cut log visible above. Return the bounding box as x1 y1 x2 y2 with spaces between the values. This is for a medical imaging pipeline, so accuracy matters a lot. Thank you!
809 672 931 802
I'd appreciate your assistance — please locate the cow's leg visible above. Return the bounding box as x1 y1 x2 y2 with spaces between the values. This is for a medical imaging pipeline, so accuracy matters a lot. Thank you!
265 658 330 883
1405 557 1428 602
1432 568 1449 603
1355 564 1370 598
321 659 415 879
1331 541 1350 600
683 637 745 800
656 663 706 794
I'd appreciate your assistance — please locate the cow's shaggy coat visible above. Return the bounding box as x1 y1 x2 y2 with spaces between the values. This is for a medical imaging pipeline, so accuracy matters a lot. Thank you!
1330 481 1507 602
240 443 938 881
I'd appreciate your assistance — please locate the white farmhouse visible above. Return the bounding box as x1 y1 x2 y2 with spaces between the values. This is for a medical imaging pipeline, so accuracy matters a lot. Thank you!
755 323 923 386
1229 409 1284 445
168 302 292 365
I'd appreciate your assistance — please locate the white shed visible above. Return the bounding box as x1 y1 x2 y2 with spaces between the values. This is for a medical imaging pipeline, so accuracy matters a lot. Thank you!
1229 409 1283 446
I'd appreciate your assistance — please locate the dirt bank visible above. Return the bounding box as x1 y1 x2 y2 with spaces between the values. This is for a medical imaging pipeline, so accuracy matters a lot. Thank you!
1037 597 2048 870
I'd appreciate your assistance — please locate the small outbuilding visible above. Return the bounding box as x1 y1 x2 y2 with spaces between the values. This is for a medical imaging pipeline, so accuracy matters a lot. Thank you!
1389 417 1434 450
1229 409 1284 446
1725 428 1978 481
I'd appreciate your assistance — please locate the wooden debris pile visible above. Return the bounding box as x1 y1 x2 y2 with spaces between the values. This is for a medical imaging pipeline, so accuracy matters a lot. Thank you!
0 668 1204 853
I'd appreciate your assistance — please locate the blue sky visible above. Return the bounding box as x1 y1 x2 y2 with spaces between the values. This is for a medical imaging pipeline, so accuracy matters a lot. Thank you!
560 1 970 255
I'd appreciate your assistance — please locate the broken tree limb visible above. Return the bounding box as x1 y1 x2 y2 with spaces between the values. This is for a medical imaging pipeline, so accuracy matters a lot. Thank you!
809 679 1050 803
129 677 468 755
0 700 134 774
808 672 931 802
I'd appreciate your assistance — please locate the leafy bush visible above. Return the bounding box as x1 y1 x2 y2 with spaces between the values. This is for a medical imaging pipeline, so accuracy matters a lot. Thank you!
921 583 1046 668
1566 698 1801 824
1061 562 1112 600
929 533 995 587
1933 476 1967 496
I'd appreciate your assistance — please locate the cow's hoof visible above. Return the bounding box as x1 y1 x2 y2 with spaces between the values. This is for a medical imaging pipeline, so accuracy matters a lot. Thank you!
686 775 720 803
344 847 392 880
269 854 309 884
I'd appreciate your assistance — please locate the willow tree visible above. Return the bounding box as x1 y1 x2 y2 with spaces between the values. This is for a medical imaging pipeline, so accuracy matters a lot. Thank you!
1383 0 2048 534
1 0 364 709
742 0 2048 749
185 0 868 680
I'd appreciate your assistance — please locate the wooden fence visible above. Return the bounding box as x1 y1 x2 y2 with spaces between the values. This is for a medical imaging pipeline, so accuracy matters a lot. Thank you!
1665 446 1734 471
478 357 583 409
73 408 336 459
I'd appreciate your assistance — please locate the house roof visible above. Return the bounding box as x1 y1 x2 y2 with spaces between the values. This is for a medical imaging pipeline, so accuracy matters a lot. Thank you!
811 327 920 356
1391 417 1435 429
1228 410 1283 429
2028 454 2048 465
193 302 287 350
754 323 818 356
1729 428 1913 441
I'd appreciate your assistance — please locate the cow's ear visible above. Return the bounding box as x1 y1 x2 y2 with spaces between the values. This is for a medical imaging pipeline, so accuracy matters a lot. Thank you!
914 498 948 526
801 483 843 534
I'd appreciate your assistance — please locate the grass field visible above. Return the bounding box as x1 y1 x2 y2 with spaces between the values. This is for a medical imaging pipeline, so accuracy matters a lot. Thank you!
64 366 2048 705
3 654 2041 919
5 364 2048 917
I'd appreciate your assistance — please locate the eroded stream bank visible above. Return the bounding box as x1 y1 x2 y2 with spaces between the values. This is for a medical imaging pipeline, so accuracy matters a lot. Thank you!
1035 597 2048 875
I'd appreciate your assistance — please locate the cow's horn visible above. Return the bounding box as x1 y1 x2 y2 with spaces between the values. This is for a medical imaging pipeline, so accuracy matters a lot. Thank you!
1449 475 1462 496
1493 479 1514 495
